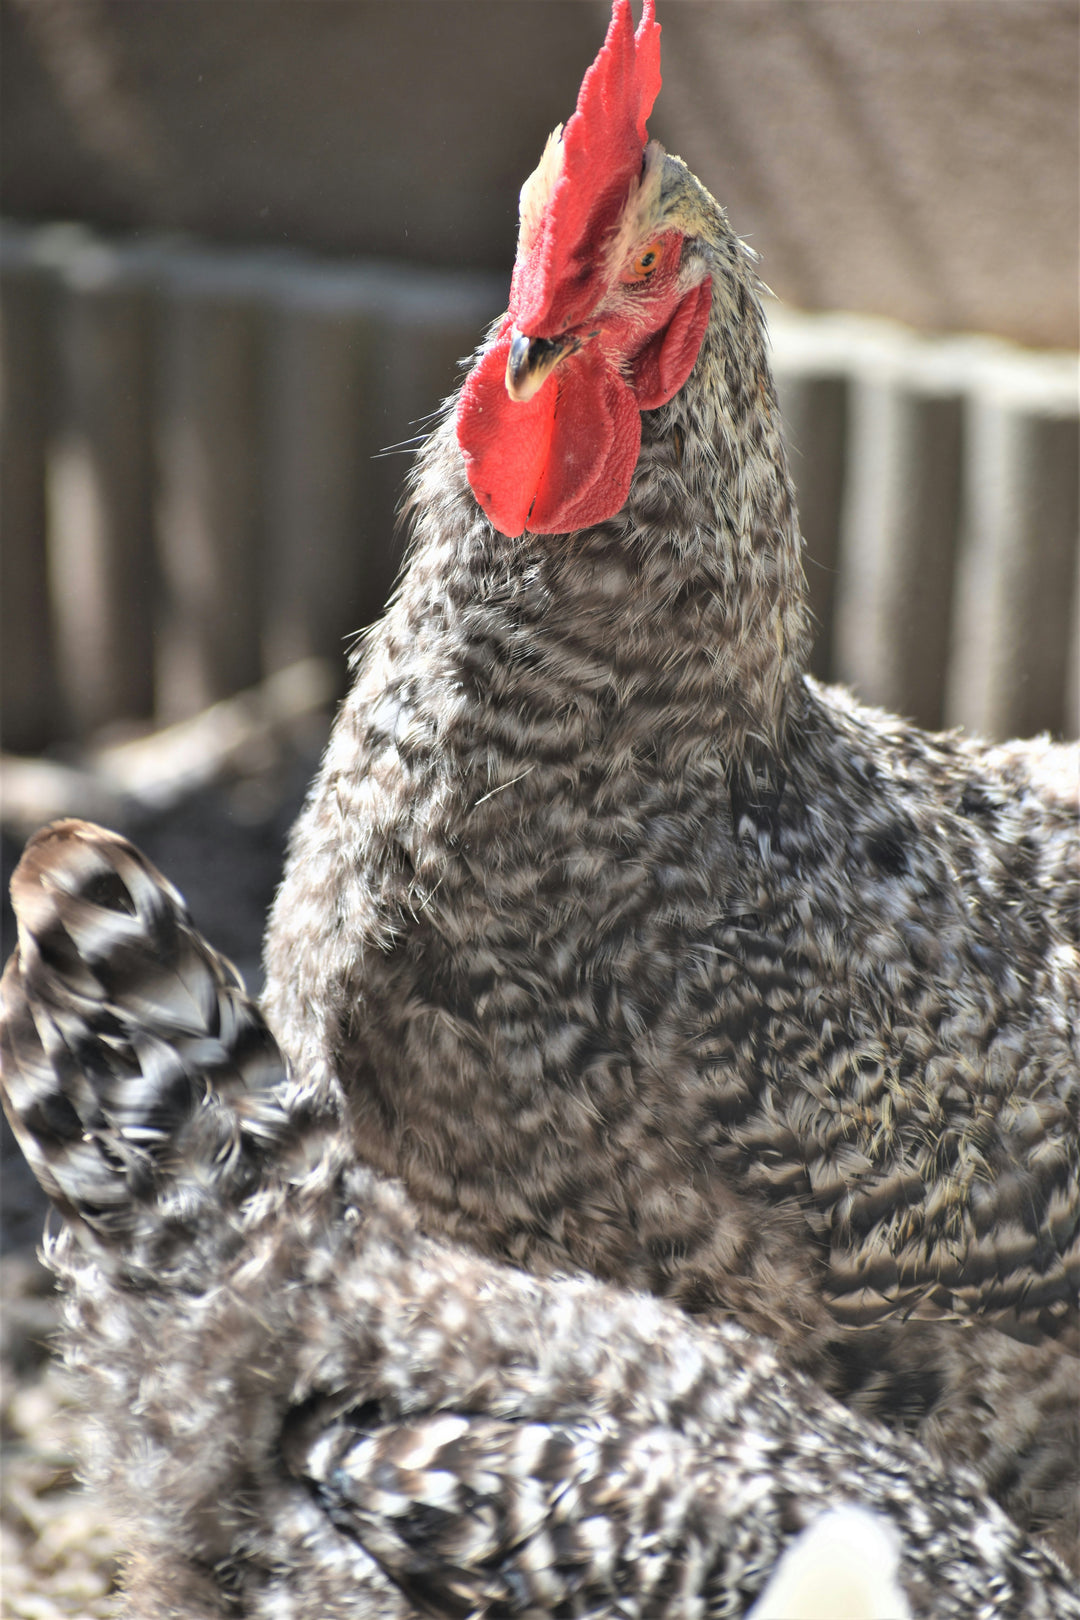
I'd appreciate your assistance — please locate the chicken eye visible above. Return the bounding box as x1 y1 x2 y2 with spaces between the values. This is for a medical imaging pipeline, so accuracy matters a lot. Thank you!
624 239 664 282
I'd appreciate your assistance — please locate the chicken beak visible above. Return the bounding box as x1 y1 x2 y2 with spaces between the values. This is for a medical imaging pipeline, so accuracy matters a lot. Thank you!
505 327 579 403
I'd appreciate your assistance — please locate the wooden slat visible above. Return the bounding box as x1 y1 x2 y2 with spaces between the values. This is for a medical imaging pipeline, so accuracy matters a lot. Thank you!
0 261 58 752
1065 558 1080 742
834 354 963 730
367 266 503 614
261 272 380 680
153 257 264 721
948 368 1080 739
45 246 155 738
773 367 848 683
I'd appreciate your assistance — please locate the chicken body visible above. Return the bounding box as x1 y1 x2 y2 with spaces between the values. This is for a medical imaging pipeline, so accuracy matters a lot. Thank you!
263 2 1079 1563
2 820 1078 1619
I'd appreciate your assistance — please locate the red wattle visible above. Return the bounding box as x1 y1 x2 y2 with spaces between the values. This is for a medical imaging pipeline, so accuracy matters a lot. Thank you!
456 321 557 539
530 349 642 534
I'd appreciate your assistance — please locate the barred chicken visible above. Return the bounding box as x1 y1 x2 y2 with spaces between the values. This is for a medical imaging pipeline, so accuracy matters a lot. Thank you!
2 819 1078 1618
262 0 1080 1564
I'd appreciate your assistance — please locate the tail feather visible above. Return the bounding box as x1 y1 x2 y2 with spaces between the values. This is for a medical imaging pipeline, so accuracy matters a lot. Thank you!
1 820 291 1262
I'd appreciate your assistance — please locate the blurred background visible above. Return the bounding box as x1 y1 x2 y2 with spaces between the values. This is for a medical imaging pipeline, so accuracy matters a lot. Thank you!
2 0 1077 775
2 0 1078 761
0 8 1077 1610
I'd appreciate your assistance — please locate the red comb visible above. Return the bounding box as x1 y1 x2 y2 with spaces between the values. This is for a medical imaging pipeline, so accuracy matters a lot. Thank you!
511 0 662 337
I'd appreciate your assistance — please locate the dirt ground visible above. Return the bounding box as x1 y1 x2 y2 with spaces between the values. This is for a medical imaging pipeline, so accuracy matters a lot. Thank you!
0 735 324 1617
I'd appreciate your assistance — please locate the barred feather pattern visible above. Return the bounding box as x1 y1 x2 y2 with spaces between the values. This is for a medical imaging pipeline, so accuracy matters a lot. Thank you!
1 822 1078 1618
1 820 315 1285
263 152 1080 1562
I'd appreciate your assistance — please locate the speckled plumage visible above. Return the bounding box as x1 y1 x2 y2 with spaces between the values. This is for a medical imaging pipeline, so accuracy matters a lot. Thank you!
262 114 1080 1561
2 821 1078 1618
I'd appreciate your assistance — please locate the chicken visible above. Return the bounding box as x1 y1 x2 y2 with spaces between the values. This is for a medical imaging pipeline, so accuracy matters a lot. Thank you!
261 0 1080 1564
2 819 1078 1619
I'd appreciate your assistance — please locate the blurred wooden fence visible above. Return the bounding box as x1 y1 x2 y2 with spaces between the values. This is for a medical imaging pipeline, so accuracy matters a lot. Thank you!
2 219 1077 760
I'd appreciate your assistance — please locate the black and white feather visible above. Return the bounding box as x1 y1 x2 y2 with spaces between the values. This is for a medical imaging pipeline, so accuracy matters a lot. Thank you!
2 821 1077 1618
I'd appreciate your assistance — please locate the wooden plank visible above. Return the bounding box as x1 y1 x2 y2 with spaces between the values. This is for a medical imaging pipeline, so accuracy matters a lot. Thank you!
366 267 502 617
0 261 59 752
774 367 848 683
948 366 1079 739
834 357 963 730
261 273 379 681
1065 553 1080 741
153 258 264 721
44 246 155 738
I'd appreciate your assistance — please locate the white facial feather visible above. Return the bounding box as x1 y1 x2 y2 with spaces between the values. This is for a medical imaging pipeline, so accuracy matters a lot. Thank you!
600 139 667 284
518 124 565 258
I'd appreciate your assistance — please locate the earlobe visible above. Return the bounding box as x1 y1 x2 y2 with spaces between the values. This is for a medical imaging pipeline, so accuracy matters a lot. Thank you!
629 277 712 410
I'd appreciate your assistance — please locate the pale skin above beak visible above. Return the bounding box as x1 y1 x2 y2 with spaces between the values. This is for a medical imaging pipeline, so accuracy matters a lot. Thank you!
505 326 584 402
